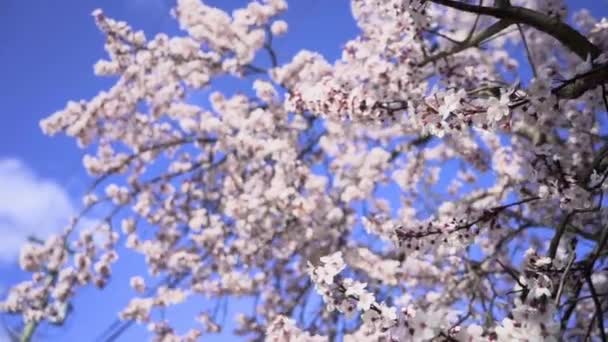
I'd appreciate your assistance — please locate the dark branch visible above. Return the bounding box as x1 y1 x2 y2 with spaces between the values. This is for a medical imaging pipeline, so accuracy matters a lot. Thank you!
553 63 608 99
420 20 512 66
428 0 601 60
586 272 607 341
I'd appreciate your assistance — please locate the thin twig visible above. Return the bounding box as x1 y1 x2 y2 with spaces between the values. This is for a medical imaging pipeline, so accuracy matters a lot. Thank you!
548 212 574 260
555 250 576 306
586 271 606 341
517 24 537 78
420 20 512 66
465 0 484 42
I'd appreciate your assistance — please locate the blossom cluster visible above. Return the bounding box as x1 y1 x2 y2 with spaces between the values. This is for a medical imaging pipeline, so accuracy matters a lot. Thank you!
2 0 608 341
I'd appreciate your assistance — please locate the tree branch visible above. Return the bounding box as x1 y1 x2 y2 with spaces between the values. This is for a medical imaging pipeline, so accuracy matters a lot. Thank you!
420 19 512 66
19 321 37 342
428 0 601 60
517 24 538 78
553 63 608 99
586 271 607 341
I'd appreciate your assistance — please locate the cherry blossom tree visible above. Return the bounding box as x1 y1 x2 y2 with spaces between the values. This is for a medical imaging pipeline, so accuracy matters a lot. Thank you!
2 0 608 340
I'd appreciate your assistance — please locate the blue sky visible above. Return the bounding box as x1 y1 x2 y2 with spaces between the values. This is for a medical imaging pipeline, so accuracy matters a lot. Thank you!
0 0 607 341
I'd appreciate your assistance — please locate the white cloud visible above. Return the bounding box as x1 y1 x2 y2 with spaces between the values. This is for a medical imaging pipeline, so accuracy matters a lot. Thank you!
0 159 81 262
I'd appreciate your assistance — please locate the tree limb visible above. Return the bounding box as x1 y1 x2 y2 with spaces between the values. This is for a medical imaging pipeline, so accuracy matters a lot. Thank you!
428 0 601 60
553 63 608 99
420 19 512 66
586 271 607 341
